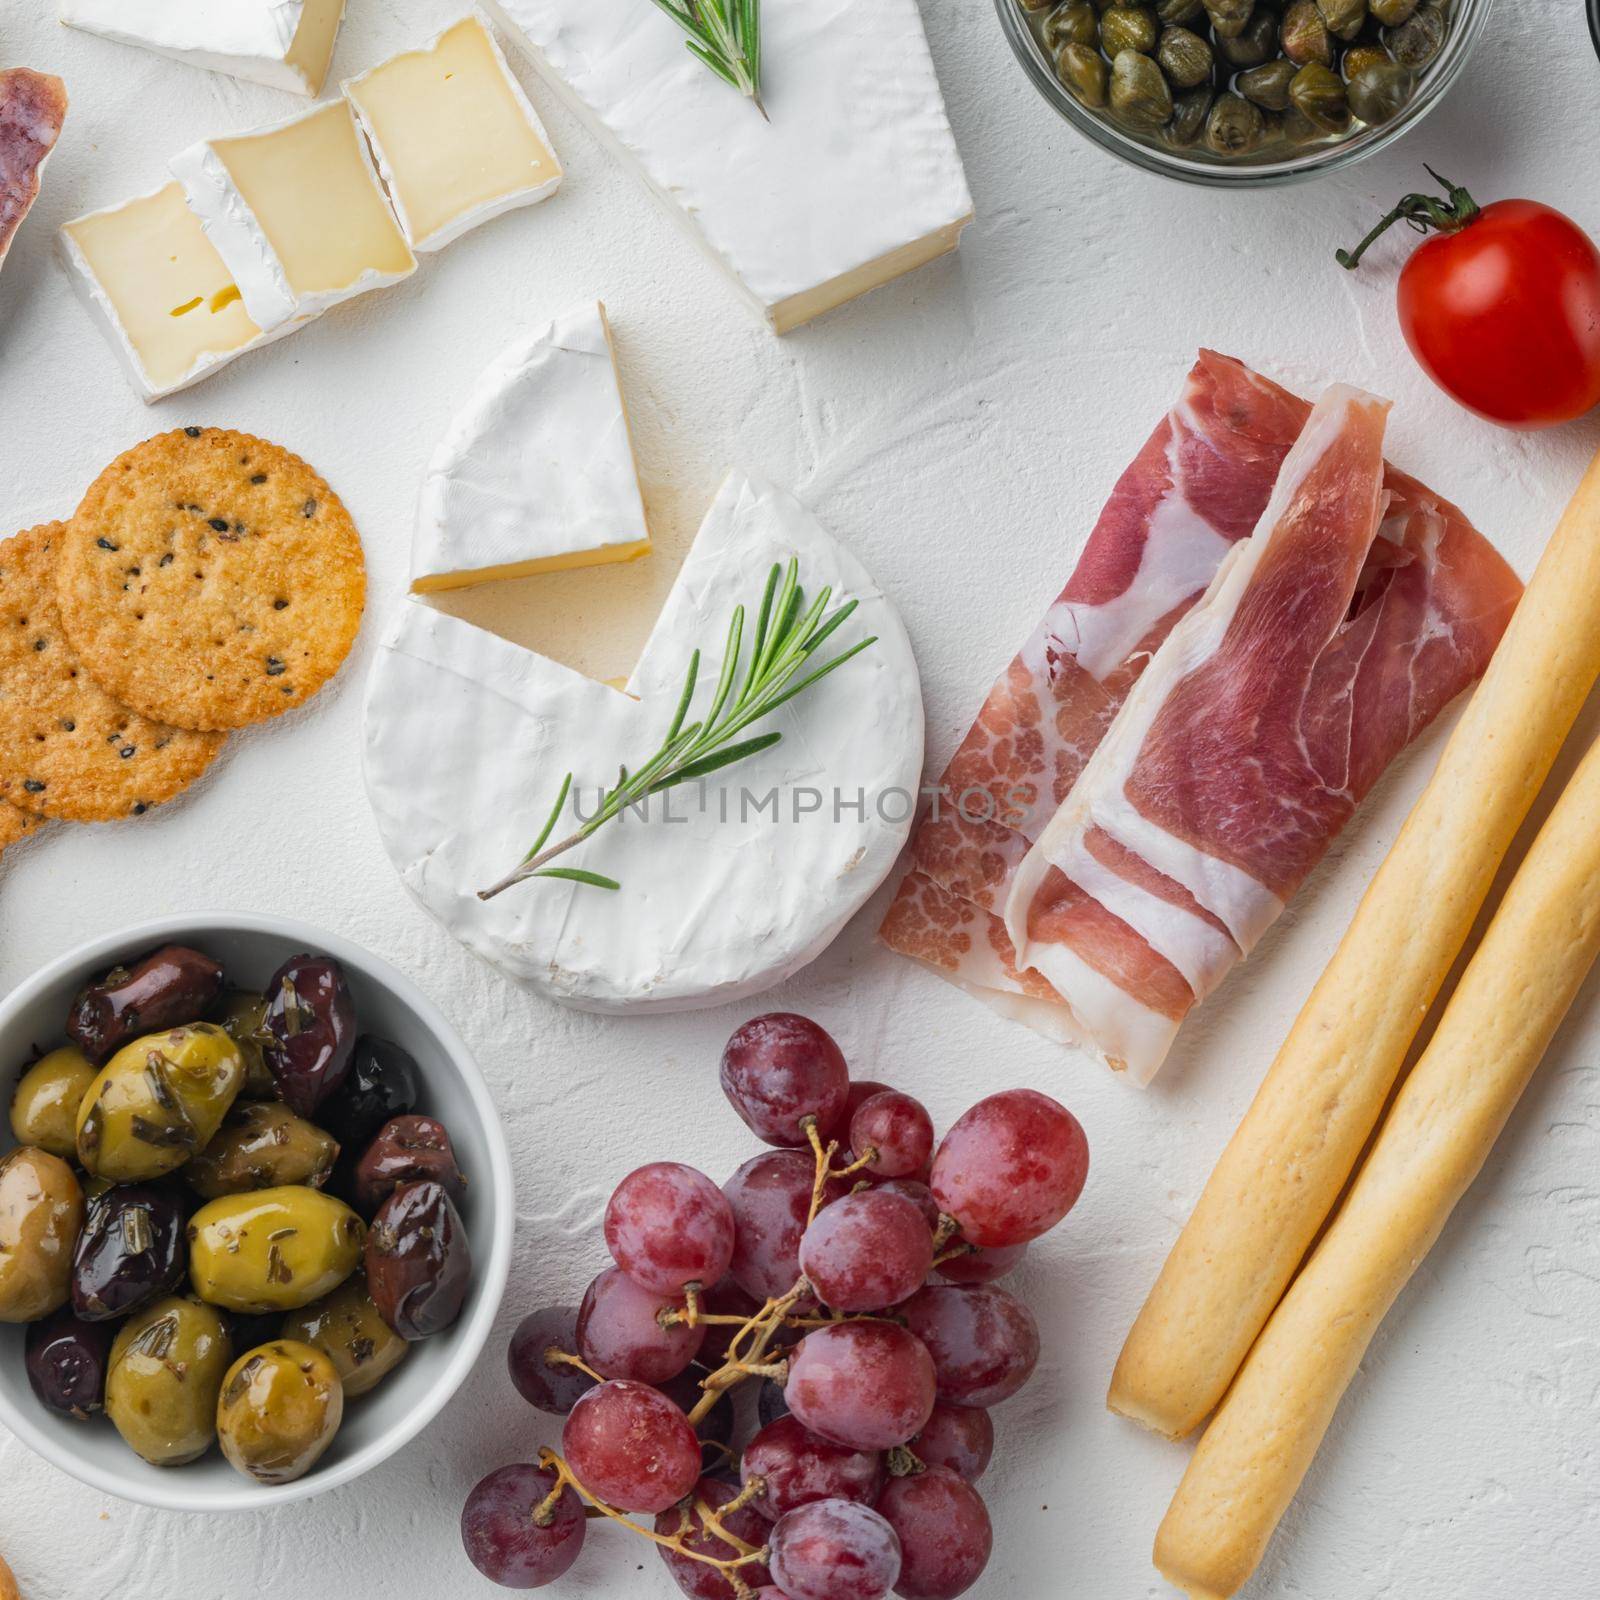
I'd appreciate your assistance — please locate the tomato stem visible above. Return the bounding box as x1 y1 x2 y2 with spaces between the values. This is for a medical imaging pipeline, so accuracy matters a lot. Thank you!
1336 167 1482 271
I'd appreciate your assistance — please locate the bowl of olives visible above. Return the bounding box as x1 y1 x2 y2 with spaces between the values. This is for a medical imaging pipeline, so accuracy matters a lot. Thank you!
0 914 513 1512
999 0 1493 185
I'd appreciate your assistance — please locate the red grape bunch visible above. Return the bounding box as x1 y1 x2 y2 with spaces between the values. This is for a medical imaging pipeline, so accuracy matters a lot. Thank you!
461 1013 1090 1599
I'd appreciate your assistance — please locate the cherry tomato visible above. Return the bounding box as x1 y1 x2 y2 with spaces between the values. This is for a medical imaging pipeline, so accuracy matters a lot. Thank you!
1339 174 1600 429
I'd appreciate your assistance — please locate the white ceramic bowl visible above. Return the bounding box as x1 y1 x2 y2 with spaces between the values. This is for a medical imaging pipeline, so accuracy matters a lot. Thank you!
0 913 513 1513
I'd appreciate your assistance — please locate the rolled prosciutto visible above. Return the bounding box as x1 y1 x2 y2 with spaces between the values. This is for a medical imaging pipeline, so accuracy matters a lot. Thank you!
0 69 67 271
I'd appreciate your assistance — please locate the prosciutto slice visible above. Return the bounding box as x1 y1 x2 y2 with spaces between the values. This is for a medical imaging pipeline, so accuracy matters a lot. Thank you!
0 69 67 271
881 359 1521 1084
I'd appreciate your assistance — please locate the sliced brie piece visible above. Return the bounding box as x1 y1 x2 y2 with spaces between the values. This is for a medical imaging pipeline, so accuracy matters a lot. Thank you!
483 0 974 335
412 301 650 594
58 182 299 402
59 0 347 97
344 13 562 254
170 99 416 332
365 472 925 1012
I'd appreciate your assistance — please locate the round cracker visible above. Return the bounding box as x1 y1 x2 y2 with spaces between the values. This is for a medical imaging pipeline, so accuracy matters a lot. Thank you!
0 523 225 821
55 428 367 731
0 799 45 854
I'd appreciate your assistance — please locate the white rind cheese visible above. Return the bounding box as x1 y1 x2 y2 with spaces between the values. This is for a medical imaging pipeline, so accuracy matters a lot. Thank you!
59 0 347 97
365 472 925 1012
483 0 973 334
412 301 650 594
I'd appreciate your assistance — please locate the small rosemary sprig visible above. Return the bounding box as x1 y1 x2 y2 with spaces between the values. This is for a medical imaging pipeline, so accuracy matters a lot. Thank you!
478 560 875 900
648 0 765 118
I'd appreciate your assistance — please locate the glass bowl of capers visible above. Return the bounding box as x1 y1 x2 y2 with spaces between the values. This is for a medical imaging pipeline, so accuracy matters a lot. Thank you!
999 0 1492 186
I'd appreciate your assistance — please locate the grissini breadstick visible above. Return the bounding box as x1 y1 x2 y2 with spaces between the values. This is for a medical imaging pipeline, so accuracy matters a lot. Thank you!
1153 727 1600 1598
1109 444 1600 1440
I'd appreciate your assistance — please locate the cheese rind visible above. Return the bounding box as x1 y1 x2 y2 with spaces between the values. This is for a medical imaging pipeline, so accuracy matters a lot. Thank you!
170 99 416 332
412 301 650 594
366 472 925 1011
483 0 973 334
59 0 347 97
344 12 562 253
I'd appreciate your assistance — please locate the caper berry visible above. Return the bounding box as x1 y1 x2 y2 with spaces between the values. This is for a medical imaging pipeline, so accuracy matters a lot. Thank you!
1289 60 1350 130
1203 0 1255 39
1109 47 1174 125
1383 2 1443 68
1164 83 1215 145
1204 91 1265 154
1281 0 1334 64
1341 42 1391 78
1368 0 1418 23
1216 7 1278 66
1101 4 1160 55
1045 0 1101 49
1317 0 1368 40
1236 57 1298 109
1157 25 1214 87
1346 56 1414 122
1055 41 1110 105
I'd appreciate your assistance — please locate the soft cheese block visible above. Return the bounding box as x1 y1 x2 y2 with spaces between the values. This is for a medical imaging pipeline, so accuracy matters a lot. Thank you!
58 182 295 401
483 0 974 334
412 301 649 594
366 472 925 1011
59 0 347 97
344 13 562 253
171 99 416 332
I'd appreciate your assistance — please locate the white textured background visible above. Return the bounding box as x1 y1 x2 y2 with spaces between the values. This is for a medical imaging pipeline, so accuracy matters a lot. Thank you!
4 1 1600 1596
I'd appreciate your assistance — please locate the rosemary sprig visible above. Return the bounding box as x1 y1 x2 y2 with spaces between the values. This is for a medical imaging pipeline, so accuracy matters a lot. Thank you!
648 0 765 118
478 559 876 900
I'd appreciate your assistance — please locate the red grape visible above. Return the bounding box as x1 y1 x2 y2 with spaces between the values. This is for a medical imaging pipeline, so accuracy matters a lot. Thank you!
697 1277 764 1364
562 1379 702 1512
654 1475 774 1599
930 1089 1088 1247
758 1378 791 1428
799 1192 933 1312
875 1179 940 1232
606 1162 737 1295
768 1499 902 1600
900 1284 1039 1407
908 1402 993 1483
461 1463 585 1589
934 1241 1027 1285
785 1323 936 1451
848 1091 934 1179
578 1266 706 1384
507 1305 595 1415
876 1467 992 1599
657 1366 735 1460
721 1015 850 1146
842 1079 893 1125
725 1151 846 1303
741 1415 886 1520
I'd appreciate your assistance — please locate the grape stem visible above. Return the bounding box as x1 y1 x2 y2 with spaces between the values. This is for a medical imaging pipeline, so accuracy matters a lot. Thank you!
545 1346 605 1385
931 1240 976 1270
932 1213 961 1253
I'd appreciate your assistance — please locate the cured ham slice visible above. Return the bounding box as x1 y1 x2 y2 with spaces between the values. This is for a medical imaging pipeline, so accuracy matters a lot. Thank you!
0 69 67 272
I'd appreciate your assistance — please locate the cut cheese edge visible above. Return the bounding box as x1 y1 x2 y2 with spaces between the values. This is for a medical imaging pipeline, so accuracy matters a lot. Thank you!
412 301 650 594
59 0 346 97
365 471 925 1011
344 12 562 253
484 0 973 334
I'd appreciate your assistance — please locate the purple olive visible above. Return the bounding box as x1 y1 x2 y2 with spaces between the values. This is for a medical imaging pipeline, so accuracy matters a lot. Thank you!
320 1037 419 1152
26 1307 116 1419
365 1181 472 1341
66 945 225 1064
261 955 355 1118
71 1184 188 1321
352 1115 466 1218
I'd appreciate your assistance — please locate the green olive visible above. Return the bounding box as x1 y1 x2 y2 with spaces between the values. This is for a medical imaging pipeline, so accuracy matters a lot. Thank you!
1346 56 1414 122
1368 0 1418 23
1204 91 1265 154
1237 57 1298 109
189 1187 365 1314
1215 7 1278 66
216 991 276 1099
9 1046 97 1160
1157 25 1214 87
1289 60 1351 130
1044 0 1101 49
282 1274 409 1399
1317 0 1367 39
1341 42 1391 77
217 1340 343 1485
0 1146 84 1323
1055 41 1110 105
1164 83 1214 145
1109 47 1173 126
1280 0 1334 64
187 1103 340 1201
1157 0 1206 21
76 1024 245 1183
1100 4 1159 54
1202 0 1254 39
106 1296 232 1466
1383 2 1444 68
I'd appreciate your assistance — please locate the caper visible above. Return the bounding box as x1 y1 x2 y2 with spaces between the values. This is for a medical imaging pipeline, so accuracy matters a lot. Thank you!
1237 57 1298 109
1021 0 1056 10
1204 91 1265 154
1157 25 1213 87
1368 0 1418 22
1101 5 1159 55
1346 56 1414 121
1203 0 1255 39
1341 42 1391 77
1316 0 1367 39
1289 60 1350 130
1383 2 1443 68
1157 0 1206 21
1109 47 1174 125
1216 8 1278 66
1164 83 1214 145
1280 102 1323 141
1281 0 1333 64
1044 0 1101 49
1055 42 1109 105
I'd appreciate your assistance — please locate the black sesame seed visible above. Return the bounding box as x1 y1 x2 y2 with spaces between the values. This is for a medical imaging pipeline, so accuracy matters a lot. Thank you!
250 474 267 485
61 720 74 732
96 538 118 552
273 599 288 611
265 657 286 677
184 426 201 437
31 638 45 652
159 553 174 567
132 802 147 815
302 499 317 517
208 518 229 533
119 745 135 759
22 779 44 793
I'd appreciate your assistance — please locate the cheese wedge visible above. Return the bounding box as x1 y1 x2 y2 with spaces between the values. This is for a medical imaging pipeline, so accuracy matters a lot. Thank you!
412 302 649 594
344 13 562 253
483 0 973 334
365 472 925 1011
170 99 416 332
59 0 347 97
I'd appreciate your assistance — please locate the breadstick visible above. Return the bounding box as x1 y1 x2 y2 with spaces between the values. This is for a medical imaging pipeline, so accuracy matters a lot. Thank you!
1110 444 1600 1440
1153 727 1600 1597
